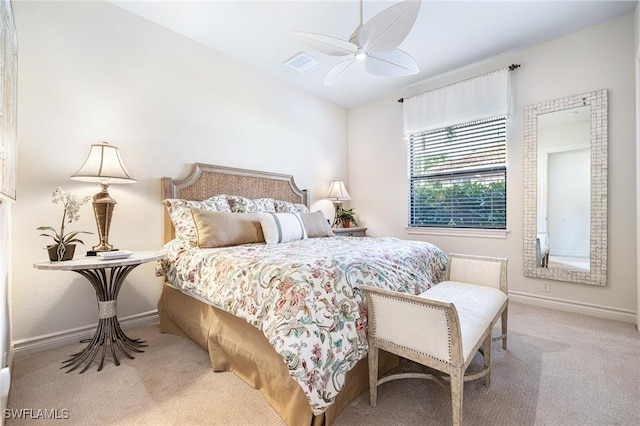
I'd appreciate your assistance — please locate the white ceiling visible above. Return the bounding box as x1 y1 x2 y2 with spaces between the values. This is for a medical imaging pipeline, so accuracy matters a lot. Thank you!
110 0 637 108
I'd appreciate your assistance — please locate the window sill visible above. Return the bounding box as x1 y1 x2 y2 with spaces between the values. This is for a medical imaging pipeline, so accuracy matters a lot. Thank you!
406 227 509 239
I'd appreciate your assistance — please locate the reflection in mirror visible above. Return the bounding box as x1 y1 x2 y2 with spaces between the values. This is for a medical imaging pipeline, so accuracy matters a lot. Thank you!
523 90 607 286
537 105 591 272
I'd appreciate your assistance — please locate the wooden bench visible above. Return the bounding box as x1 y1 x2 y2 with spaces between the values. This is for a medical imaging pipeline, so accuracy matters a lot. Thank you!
362 254 508 426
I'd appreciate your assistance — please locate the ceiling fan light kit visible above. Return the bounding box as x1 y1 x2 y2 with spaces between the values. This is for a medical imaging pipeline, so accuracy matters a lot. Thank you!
291 0 421 86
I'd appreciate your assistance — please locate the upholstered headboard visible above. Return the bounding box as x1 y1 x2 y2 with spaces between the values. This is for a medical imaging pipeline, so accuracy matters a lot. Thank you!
161 163 309 243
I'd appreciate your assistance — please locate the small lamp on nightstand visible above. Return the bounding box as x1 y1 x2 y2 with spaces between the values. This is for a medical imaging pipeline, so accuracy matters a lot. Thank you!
71 141 136 255
327 179 351 228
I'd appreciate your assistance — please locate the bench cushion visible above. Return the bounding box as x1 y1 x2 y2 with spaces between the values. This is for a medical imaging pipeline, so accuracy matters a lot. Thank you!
419 281 507 361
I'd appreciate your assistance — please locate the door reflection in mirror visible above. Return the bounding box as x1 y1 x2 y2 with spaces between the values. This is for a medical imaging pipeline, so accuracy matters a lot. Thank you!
537 105 590 272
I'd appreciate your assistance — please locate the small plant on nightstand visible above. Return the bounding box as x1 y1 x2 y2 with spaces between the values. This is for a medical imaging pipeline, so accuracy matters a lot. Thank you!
37 187 93 261
336 207 358 228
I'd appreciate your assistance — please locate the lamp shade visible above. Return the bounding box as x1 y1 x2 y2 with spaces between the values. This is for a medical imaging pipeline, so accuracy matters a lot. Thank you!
71 142 136 184
327 179 351 201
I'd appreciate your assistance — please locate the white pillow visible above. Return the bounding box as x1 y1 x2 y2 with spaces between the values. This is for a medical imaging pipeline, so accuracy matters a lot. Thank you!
228 195 276 213
163 195 232 243
259 213 308 245
274 199 310 213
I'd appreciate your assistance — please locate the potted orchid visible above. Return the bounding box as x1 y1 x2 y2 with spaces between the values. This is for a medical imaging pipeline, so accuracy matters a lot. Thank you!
37 187 93 261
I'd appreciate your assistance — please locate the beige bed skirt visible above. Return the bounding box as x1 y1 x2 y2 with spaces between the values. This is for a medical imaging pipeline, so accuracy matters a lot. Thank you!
158 284 398 425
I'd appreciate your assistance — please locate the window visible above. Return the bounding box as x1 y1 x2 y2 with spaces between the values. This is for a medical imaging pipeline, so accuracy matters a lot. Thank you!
408 117 507 229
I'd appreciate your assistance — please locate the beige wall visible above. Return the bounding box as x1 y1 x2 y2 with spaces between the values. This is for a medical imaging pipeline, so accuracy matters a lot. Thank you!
11 1 347 343
349 14 637 320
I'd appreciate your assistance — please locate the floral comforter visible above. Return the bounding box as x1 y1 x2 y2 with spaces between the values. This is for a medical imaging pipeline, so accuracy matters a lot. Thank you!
157 236 446 414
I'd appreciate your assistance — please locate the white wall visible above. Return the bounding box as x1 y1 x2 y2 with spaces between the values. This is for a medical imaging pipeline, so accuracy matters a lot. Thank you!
0 199 12 416
11 2 638 343
547 148 590 258
350 14 637 319
11 1 348 344
635 0 640 330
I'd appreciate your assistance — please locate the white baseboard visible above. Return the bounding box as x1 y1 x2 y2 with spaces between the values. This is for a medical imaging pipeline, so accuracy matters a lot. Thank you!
509 291 637 324
12 310 159 358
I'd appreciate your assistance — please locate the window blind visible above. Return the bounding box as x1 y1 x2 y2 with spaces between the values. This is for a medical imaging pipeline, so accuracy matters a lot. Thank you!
408 117 507 229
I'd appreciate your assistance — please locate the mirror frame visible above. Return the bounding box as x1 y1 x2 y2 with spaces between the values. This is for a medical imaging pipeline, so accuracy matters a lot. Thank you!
523 89 608 286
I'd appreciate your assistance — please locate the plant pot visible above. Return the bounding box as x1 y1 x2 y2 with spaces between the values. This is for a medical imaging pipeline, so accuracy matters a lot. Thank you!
342 219 351 228
47 244 76 262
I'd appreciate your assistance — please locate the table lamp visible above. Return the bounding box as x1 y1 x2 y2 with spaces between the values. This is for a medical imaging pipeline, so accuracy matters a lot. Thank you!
327 179 351 228
71 141 136 255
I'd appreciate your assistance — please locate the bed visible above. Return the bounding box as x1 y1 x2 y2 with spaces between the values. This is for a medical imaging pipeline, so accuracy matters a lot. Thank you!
156 163 447 425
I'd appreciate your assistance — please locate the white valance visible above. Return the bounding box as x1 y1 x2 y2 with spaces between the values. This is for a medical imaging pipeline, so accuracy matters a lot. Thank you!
403 68 512 135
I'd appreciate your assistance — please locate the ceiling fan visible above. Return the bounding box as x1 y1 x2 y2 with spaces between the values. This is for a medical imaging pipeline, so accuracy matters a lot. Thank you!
290 0 421 86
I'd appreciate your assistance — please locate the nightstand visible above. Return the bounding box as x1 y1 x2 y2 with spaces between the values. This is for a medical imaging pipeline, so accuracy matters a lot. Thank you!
332 226 367 237
33 251 164 373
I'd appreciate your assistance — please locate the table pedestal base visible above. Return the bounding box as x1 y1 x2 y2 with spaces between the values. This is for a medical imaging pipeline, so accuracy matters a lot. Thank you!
62 316 147 374
61 264 148 374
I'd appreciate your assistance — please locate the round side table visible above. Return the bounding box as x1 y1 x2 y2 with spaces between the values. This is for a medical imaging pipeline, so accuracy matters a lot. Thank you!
33 251 164 374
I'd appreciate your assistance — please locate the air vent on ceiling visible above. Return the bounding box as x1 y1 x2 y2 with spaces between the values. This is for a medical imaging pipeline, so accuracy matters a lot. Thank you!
284 52 320 74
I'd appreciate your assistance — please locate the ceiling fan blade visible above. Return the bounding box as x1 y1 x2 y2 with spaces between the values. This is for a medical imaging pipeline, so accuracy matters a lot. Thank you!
324 58 357 86
356 0 421 54
290 32 357 57
365 49 419 76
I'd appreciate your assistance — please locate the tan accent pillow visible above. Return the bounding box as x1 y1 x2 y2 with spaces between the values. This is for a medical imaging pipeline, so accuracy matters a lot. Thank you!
190 209 265 248
300 211 335 238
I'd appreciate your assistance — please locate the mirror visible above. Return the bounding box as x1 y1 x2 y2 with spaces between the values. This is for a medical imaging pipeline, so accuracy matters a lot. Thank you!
523 90 607 286
538 105 591 272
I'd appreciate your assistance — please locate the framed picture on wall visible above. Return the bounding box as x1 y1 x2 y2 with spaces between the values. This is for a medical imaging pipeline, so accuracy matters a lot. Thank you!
0 0 17 200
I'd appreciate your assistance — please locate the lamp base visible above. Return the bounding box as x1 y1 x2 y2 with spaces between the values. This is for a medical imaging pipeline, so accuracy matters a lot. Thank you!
332 202 343 228
91 183 117 254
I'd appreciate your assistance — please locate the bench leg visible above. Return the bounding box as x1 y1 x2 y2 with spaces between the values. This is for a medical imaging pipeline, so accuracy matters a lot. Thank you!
483 332 493 387
451 369 464 426
501 306 508 350
368 343 379 407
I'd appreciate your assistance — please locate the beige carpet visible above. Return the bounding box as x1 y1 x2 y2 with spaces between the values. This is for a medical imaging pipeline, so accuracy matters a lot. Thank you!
6 302 640 425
